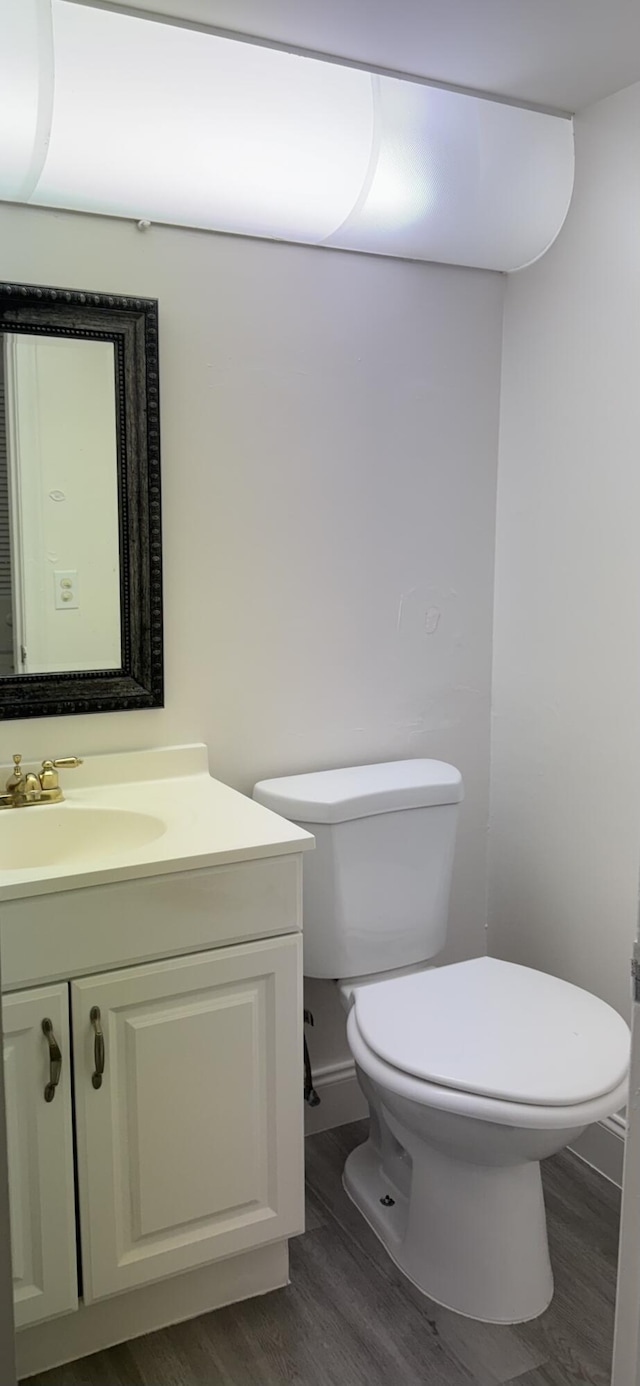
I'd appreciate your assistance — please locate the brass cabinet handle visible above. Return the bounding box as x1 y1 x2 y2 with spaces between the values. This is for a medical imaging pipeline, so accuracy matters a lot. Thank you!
42 1018 62 1103
90 1006 105 1089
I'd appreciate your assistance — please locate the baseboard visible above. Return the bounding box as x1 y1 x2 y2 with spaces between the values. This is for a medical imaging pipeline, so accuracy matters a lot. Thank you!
304 1059 368 1135
569 1115 626 1188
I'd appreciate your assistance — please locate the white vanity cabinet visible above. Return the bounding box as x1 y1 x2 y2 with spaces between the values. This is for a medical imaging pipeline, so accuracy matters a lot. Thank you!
2 984 77 1329
71 935 303 1301
0 746 313 1378
3 934 303 1326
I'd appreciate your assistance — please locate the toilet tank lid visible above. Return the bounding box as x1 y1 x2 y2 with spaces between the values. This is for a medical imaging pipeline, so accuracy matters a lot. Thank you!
253 759 463 824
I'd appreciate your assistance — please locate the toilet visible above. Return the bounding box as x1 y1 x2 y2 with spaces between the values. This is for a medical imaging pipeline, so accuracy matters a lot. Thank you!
254 759 631 1325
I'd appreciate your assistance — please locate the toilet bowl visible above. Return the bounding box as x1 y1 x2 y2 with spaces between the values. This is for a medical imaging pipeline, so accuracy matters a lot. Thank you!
253 759 631 1323
342 956 629 1323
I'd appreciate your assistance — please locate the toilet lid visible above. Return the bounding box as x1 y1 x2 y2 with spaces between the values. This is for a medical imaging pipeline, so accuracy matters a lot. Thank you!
353 957 630 1106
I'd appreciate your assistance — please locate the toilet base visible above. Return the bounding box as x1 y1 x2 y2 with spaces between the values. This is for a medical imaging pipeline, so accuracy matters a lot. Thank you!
343 1134 554 1324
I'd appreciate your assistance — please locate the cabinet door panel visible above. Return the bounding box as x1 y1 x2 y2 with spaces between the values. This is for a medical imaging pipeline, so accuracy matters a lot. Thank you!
3 984 77 1327
72 934 303 1301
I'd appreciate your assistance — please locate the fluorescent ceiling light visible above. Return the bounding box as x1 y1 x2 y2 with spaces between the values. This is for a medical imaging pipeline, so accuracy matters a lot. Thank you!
0 0 53 201
0 0 575 271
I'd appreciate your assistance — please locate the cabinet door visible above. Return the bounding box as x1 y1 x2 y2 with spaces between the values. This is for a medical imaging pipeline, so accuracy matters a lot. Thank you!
72 934 304 1301
3 984 77 1327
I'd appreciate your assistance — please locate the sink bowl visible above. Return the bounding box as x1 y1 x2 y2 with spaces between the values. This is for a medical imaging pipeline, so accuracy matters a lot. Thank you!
0 805 166 870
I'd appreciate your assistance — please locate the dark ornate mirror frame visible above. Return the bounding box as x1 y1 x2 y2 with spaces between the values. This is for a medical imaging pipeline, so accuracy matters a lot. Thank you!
0 281 163 720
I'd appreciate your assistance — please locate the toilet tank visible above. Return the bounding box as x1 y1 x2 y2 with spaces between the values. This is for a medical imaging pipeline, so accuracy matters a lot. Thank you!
253 760 463 979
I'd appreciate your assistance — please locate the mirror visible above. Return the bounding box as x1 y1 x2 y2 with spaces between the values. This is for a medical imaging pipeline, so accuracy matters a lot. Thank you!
0 333 121 676
0 283 163 719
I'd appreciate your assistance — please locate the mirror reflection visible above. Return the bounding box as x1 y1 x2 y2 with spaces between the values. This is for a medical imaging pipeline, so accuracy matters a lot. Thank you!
0 332 121 677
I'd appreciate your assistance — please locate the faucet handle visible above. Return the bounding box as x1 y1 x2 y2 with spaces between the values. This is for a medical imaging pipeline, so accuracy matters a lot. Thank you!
6 754 23 790
40 757 83 792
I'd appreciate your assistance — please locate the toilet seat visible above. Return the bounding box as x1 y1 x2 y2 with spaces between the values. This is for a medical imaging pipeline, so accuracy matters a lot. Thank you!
352 956 630 1109
347 1005 629 1132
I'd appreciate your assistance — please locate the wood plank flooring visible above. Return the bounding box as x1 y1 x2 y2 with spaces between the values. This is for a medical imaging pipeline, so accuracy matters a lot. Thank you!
25 1120 621 1386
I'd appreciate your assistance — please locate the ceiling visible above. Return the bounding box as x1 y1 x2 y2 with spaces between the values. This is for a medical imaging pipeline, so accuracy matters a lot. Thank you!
95 0 640 113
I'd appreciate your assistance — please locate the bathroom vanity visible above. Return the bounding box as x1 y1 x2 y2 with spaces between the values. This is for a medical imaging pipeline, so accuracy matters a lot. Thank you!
0 745 313 1379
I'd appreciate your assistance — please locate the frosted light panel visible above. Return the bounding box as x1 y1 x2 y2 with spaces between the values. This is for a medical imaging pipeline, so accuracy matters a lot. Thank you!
0 0 52 200
41 4 374 242
327 80 575 269
0 0 575 271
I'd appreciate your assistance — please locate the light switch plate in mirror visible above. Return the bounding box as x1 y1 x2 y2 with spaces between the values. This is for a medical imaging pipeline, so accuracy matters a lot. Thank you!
0 282 163 720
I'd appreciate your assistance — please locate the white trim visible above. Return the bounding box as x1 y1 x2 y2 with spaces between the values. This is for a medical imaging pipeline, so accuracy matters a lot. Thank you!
304 1059 368 1135
16 1241 289 1380
612 977 640 1385
3 335 29 672
570 1116 626 1188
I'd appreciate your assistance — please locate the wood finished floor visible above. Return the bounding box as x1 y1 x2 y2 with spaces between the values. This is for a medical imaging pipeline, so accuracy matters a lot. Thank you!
26 1120 621 1386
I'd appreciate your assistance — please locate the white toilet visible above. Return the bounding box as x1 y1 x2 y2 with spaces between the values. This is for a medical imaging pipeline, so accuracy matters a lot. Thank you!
254 759 631 1325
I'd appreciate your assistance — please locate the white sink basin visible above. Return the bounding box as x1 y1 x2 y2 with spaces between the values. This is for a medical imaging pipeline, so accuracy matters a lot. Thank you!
0 745 313 901
0 804 166 870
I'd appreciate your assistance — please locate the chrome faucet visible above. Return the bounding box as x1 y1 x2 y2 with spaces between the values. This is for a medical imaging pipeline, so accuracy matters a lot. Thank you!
0 754 83 809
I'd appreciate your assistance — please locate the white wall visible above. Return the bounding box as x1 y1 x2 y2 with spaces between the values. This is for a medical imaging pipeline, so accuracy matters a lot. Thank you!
0 202 504 1073
489 81 640 1026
